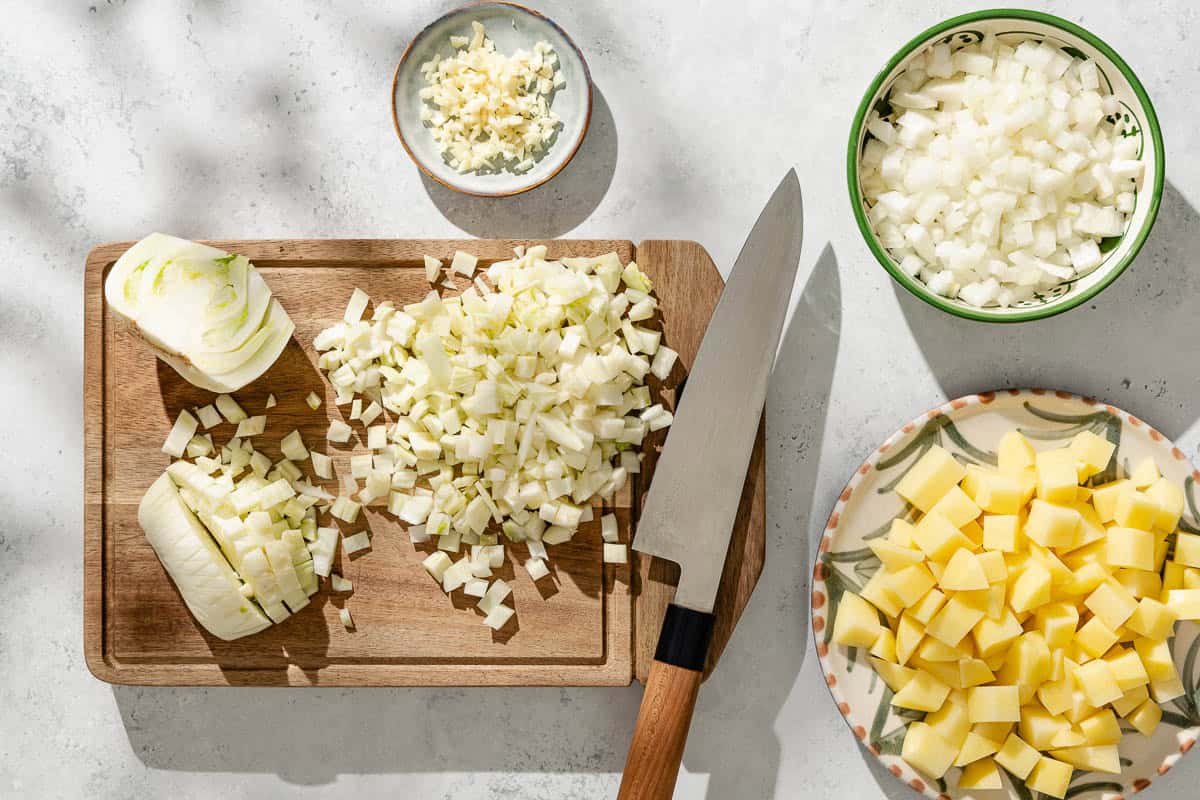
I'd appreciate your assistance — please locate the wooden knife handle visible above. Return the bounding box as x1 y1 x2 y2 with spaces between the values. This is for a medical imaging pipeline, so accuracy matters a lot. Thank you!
618 604 714 800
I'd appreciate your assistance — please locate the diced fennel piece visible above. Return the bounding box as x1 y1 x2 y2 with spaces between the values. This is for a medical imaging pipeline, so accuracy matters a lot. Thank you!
305 392 322 410
215 394 248 424
451 251 478 276
162 409 199 458
342 531 371 555
423 255 442 282
280 430 308 461
464 578 489 597
330 496 361 524
196 404 222 429
265 393 277 409
423 551 452 581
331 573 353 592
235 415 266 438
603 543 628 564
600 513 619 543
483 604 514 630
477 578 512 614
310 451 333 480
327 419 353 443
339 607 354 629
344 288 370 323
525 558 551 581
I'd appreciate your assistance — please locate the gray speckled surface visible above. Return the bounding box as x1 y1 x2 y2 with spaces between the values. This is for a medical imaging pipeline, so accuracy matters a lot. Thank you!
2 1 1198 798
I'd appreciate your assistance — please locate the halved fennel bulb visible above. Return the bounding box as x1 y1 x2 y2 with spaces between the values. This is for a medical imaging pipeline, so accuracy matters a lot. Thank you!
104 233 294 392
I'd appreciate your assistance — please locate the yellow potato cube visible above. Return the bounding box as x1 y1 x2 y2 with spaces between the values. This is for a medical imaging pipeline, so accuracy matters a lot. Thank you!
1128 597 1176 642
1104 647 1150 692
1145 477 1184 532
1105 526 1156 571
1075 616 1119 659
886 563 937 607
892 669 952 712
909 588 947 625
860 570 904 618
1084 580 1138 630
999 430 1037 475
976 471 1025 514
1064 502 1107 552
870 657 916 692
1175 532 1200 568
1113 567 1162 599
1073 659 1123 707
960 519 984 546
1133 636 1176 682
888 517 917 547
917 637 963 663
954 731 1000 766
1111 683 1150 717
1036 448 1080 504
1025 500 1082 549
966 685 1020 723
1114 489 1159 530
1078 708 1120 745
940 548 989 591
1049 728 1087 748
1186 567 1200 589
958 757 1002 789
869 628 897 661
1027 756 1073 799
925 689 971 747
972 610 1023 658
1063 562 1110 597
976 550 1008 583
913 513 975 562
994 732 1041 780
972 721 1014 741
1150 675 1185 703
1090 479 1130 523
1037 677 1075 717
900 721 957 779
1009 561 1052 613
1035 602 1080 650
1162 560 1186 593
1019 705 1070 749
927 594 987 647
896 612 924 665
996 633 1053 704
958 657 995 688
1048 745 1120 774
868 538 926 570
896 446 966 513
1070 431 1115 479
1130 456 1160 489
1127 698 1162 736
1063 688 1097 724
1166 588 1200 619
831 591 883 648
982 514 1021 552
960 464 989 500
912 657 964 690
929 485 981 528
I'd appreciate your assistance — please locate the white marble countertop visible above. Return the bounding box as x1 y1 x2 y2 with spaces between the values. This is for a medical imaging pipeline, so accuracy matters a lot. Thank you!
3 1 1199 797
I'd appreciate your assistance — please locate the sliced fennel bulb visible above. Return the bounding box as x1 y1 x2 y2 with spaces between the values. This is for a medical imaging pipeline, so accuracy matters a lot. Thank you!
104 234 294 392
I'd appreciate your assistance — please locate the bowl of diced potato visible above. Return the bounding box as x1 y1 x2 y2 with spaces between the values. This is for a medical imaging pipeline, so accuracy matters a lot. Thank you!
813 389 1199 799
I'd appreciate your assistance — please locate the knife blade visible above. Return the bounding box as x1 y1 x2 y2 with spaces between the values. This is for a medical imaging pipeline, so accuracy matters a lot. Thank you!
634 168 804 613
618 171 804 800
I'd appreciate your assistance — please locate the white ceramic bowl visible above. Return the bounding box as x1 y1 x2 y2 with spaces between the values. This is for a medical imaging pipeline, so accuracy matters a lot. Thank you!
391 2 592 197
812 389 1200 799
848 10 1165 323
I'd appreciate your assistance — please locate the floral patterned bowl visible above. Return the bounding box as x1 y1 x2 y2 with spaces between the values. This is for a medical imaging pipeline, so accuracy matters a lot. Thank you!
847 9 1165 323
812 389 1200 799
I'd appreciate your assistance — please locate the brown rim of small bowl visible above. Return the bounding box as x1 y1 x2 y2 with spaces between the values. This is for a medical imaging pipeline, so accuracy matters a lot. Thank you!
390 1 594 198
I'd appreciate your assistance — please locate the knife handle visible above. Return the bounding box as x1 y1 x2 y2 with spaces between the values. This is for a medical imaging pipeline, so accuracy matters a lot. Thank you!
618 604 714 800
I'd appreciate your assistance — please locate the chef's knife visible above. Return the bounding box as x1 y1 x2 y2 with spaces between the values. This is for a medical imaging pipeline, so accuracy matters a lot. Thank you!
618 170 804 800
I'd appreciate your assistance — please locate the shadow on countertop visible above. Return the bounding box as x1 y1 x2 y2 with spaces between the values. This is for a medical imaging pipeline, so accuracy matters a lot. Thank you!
895 180 1200 445
419 84 618 239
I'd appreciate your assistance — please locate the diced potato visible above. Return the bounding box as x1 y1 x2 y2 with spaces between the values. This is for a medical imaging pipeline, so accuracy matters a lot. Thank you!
886 563 937 607
940 548 988 590
929 485 981 527
1073 659 1123 707
976 550 1008 584
925 689 970 748
1105 526 1155 570
918 637 963 662
972 721 1013 742
1066 502 1106 552
1048 744 1120 773
1186 568 1200 589
1111 683 1150 717
900 721 957 779
831 591 883 648
870 656 916 692
1113 567 1162 599
1126 698 1162 736
1035 602 1079 650
1049 728 1086 748
869 628 897 661
1175 532 1200 568
860 570 904 618
994 732 1041 780
912 513 975 562
1069 431 1115 478
1084 580 1138 630
1009 560 1052 613
868 538 926 570
926 593 987 647
1063 561 1109 596
1166 588 1200 619
967 685 1020 723
1075 616 1119 659
960 519 984 546
1163 560 1187 593
1090 480 1130 523
1113 489 1159 530
896 446 966 513
1103 647 1149 692
1035 448 1079 504
972 610 1024 659
1025 500 1081 548
954 730 1000 766
909 588 946 625
1019 705 1070 749
1133 636 1176 682
958 757 1002 789
1145 477 1184 531
1078 708 1120 745
888 517 917 547
958 657 995 688
998 430 1037 475
995 633 1052 704
975 472 1025 514
1130 456 1160 489
1027 756 1073 799
896 612 925 664
1063 688 1098 725
1037 677 1074 717
982 514 1021 552
1150 675 1185 703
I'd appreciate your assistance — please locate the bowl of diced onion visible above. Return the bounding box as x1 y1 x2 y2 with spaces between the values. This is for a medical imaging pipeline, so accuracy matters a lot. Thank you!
848 9 1164 322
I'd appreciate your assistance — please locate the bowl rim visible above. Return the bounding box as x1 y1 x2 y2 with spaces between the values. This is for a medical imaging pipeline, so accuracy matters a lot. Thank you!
810 387 1200 798
390 0 594 198
846 8 1166 323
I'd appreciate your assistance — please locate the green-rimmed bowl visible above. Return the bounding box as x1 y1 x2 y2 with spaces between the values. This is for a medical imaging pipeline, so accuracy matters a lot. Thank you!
812 389 1200 799
848 9 1165 323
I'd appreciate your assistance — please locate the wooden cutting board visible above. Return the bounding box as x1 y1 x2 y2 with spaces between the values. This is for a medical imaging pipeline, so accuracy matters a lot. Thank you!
83 239 765 686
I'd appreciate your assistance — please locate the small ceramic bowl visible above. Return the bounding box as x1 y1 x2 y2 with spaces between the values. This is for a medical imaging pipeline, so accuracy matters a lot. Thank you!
848 10 1165 323
391 1 592 197
812 389 1200 799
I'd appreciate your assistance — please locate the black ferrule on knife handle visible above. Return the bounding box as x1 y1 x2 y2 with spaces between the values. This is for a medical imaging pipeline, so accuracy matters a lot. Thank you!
654 604 715 672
